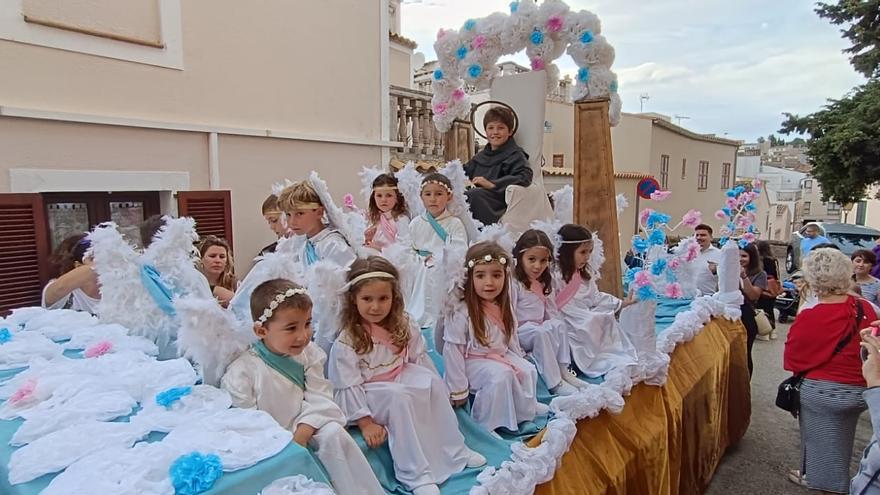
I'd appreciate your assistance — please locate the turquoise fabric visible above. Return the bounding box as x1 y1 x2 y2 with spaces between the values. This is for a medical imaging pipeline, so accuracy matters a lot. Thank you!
140 263 177 316
424 212 449 242
252 341 305 390
304 240 320 266
655 297 695 333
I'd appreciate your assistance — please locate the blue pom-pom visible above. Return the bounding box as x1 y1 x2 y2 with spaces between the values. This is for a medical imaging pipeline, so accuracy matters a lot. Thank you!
156 386 193 409
722 207 732 217
734 185 746 194
580 30 594 44
651 258 668 276
637 285 657 301
170 452 223 495
738 239 750 249
748 225 756 233
0 328 11 344
725 190 737 198
719 236 729 246
646 211 672 229
624 267 642 283
433 69 444 81
467 64 483 79
464 19 476 31
530 30 544 45
509 1 519 13
753 188 762 194
666 269 678 283
577 67 590 83
648 229 666 246
609 80 618 93
745 203 757 212
456 46 468 60
633 237 650 254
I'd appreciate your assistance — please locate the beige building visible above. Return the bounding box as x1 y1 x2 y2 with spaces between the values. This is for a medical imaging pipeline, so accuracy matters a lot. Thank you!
0 0 400 310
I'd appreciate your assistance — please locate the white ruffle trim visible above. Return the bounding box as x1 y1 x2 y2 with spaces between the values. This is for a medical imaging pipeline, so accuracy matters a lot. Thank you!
261 475 336 495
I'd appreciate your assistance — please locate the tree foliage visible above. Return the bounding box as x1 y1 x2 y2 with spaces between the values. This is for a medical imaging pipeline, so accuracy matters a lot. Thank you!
816 0 880 78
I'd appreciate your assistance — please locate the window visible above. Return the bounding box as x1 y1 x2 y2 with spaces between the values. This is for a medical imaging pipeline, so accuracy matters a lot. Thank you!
552 154 564 168
42 192 160 250
803 201 811 215
827 202 841 213
681 158 687 180
660 155 670 188
721 162 731 189
803 179 813 192
697 161 709 190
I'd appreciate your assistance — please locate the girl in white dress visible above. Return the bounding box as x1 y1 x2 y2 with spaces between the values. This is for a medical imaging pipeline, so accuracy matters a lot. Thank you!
510 229 582 396
364 173 410 251
221 279 384 495
443 241 542 433
553 224 638 378
328 256 485 495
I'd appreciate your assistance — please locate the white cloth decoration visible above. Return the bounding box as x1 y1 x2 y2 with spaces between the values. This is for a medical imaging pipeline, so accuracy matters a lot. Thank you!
131 384 233 433
0 331 62 371
261 475 336 495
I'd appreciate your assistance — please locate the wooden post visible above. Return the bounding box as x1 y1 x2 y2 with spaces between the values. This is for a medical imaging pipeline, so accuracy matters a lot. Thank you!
573 98 623 297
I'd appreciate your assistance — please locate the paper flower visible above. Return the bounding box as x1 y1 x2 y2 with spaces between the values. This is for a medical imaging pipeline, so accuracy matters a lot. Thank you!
472 35 486 50
665 283 683 299
742 232 757 243
547 15 564 32
624 267 641 284
637 285 657 301
433 69 444 81
580 30 594 43
745 203 757 212
682 209 702 228
738 238 750 249
433 102 447 115
509 1 519 13
156 386 193 409
530 58 545 71
452 88 466 101
530 30 545 45
634 270 652 287
714 210 727 220
577 67 590 83
436 28 446 40
0 328 11 344
646 211 672 229
650 190 672 201
651 258 668 276
632 236 650 254
463 19 476 31
725 189 737 198
84 340 113 358
685 242 701 262
669 258 682 270
639 208 653 224
456 46 468 60
170 452 223 495
726 197 738 209
467 64 483 79
9 379 36 405
648 229 666 246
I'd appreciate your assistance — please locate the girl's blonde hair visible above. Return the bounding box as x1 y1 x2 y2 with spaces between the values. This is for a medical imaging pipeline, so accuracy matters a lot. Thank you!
277 181 323 213
340 256 410 355
463 241 515 347
803 247 854 297
198 235 237 291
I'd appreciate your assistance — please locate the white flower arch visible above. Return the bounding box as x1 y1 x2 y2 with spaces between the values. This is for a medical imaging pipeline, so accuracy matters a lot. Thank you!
430 0 621 132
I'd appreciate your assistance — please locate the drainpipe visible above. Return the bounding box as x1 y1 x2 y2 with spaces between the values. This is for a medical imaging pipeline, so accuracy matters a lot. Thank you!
209 132 220 190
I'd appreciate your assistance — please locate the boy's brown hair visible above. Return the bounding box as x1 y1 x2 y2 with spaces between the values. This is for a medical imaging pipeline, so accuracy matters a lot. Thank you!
277 181 323 213
261 194 280 215
250 278 312 323
482 106 516 132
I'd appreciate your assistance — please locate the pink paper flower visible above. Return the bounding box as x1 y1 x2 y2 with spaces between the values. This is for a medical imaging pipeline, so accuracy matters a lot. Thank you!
433 102 447 115
9 379 37 404
436 28 446 40
530 58 545 71
85 341 113 358
682 209 702 228
714 210 727 220
634 271 652 288
472 35 486 50
452 88 466 101
665 283 683 299
650 190 672 201
342 193 357 212
753 179 763 187
546 15 564 32
639 208 654 224
686 242 701 262
742 232 757 243
726 197 738 209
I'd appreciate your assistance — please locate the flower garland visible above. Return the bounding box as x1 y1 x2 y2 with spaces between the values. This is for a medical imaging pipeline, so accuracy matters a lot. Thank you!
714 179 763 248
431 0 621 132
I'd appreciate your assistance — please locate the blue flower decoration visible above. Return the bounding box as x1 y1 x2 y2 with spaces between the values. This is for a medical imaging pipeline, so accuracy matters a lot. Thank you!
648 229 667 246
433 69 444 81
646 211 672 229
509 1 519 13
0 328 11 344
651 258 668 276
637 285 657 301
753 188 762 194
577 67 590 83
719 236 729 246
748 225 756 233
734 185 746 195
726 222 736 231
738 239 750 249
530 30 544 45
156 386 193 409
624 267 642 284
725 189 737 198
467 64 483 79
170 452 223 495
666 269 678 283
464 19 476 31
456 46 468 60
609 80 618 93
722 207 732 217
745 203 757 212
580 30 594 44
633 236 650 254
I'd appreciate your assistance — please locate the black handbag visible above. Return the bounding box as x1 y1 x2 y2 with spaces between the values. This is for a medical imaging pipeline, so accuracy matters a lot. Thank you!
775 300 864 418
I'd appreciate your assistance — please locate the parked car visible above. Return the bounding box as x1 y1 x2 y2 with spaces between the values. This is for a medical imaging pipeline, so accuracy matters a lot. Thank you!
786 223 880 272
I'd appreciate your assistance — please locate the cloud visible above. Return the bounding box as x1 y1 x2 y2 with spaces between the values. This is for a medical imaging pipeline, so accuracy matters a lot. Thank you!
617 63 694 85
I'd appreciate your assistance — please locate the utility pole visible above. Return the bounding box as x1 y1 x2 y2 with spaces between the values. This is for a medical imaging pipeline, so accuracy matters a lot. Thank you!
639 93 650 113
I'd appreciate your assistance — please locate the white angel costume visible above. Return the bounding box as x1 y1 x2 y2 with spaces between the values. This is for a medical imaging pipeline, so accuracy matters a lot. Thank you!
328 320 474 491
221 341 384 495
442 307 540 432
408 211 468 327
553 272 638 378
367 212 410 251
510 280 572 391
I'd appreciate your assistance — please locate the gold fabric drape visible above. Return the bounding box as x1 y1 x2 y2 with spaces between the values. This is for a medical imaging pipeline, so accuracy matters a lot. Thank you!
535 318 750 495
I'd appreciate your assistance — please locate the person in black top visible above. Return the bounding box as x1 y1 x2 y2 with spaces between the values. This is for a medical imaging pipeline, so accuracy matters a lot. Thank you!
756 240 779 333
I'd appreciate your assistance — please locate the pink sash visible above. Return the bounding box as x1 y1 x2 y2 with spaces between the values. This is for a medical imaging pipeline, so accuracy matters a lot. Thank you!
378 213 398 243
529 280 546 300
364 322 407 383
469 302 523 380
555 276 581 310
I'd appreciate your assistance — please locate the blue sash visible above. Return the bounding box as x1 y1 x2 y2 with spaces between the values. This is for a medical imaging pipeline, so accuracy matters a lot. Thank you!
140 264 177 316
425 212 449 242
253 341 306 390
304 240 319 266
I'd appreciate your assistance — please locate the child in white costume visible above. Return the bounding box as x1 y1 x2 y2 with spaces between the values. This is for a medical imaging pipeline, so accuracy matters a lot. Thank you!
328 256 485 495
362 171 410 251
220 279 384 495
510 229 583 396
553 224 638 378
442 241 542 433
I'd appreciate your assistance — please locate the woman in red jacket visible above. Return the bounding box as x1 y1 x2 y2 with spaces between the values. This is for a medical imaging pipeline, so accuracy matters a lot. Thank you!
784 248 876 493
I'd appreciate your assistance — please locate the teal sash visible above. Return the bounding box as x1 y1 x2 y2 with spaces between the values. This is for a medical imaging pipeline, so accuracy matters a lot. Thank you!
140 264 177 316
253 341 306 390
425 212 449 242
304 240 319 266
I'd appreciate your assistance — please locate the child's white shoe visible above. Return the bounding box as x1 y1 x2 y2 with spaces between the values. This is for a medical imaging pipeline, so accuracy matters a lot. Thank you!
535 402 550 415
550 381 578 396
561 366 588 389
465 449 487 468
413 484 441 495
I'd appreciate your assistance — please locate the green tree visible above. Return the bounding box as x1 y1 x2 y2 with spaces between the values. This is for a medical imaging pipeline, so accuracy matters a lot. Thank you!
816 0 880 78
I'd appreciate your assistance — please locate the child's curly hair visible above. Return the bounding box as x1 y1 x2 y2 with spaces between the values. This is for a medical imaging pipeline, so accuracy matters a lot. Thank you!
340 256 410 355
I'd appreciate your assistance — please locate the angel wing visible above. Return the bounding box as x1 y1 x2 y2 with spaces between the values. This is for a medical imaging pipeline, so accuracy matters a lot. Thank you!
142 216 212 299
475 222 516 255
229 235 305 323
396 162 426 219
439 160 483 242
306 259 349 355
308 171 368 257
551 185 574 225
589 234 605 280
358 166 385 205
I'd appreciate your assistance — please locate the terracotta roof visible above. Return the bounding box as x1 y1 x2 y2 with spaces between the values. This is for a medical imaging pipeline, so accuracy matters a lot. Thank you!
542 168 651 179
389 31 417 49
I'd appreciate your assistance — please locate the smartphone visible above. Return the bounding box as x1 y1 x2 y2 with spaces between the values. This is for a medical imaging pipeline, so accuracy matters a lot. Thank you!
861 326 880 361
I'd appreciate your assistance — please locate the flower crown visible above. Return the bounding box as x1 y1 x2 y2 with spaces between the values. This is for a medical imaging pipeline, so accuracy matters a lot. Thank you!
420 180 453 194
467 253 509 269
257 287 309 324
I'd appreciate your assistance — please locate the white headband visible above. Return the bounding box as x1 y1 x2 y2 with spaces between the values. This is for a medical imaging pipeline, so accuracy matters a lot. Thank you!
341 271 396 292
257 287 309 324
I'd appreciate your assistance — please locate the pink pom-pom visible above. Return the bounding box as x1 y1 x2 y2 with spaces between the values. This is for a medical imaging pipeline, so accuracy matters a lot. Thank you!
753 179 763 187
665 283 683 299
714 210 727 220
452 88 466 101
639 208 653 224
530 58 545 71
9 379 37 405
726 197 738 208
546 15 564 32
85 340 113 358
472 35 486 50
433 102 447 115
650 190 672 201
685 242 700 262
634 271 651 288
742 232 757 243
669 258 682 269
343 193 357 211
436 28 446 40
682 209 702 228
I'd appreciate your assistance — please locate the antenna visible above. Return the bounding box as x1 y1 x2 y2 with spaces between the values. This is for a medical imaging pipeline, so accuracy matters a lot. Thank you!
639 93 650 113
674 115 690 126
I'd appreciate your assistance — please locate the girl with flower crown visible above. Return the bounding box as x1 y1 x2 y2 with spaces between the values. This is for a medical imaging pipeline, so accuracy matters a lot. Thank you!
553 224 639 378
363 173 410 251
328 256 485 495
441 241 544 433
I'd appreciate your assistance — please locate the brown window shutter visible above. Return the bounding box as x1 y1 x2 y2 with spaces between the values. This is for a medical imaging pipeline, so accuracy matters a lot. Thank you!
177 191 233 251
0 194 50 314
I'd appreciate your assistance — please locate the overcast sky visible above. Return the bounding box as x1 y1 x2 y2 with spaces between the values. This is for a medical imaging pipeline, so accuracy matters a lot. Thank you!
400 0 866 142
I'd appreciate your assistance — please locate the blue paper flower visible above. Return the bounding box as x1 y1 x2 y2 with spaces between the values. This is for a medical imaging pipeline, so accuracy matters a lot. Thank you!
580 30 594 44
719 236 729 246
637 285 657 301
651 258 668 276
433 69 444 81
456 46 468 60
467 64 483 79
666 269 678 283
156 386 193 409
577 67 590 83
745 203 757 212
633 236 650 254
509 1 519 13
648 229 667 246
722 207 732 217
464 19 476 31
738 238 750 249
170 452 223 495
609 80 618 93
530 30 544 45
725 189 737 198
748 225 756 233
646 211 672 229
734 185 746 195
624 267 642 284
0 328 11 344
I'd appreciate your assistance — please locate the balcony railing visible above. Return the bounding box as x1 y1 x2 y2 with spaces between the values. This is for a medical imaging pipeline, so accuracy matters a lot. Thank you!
389 85 445 163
